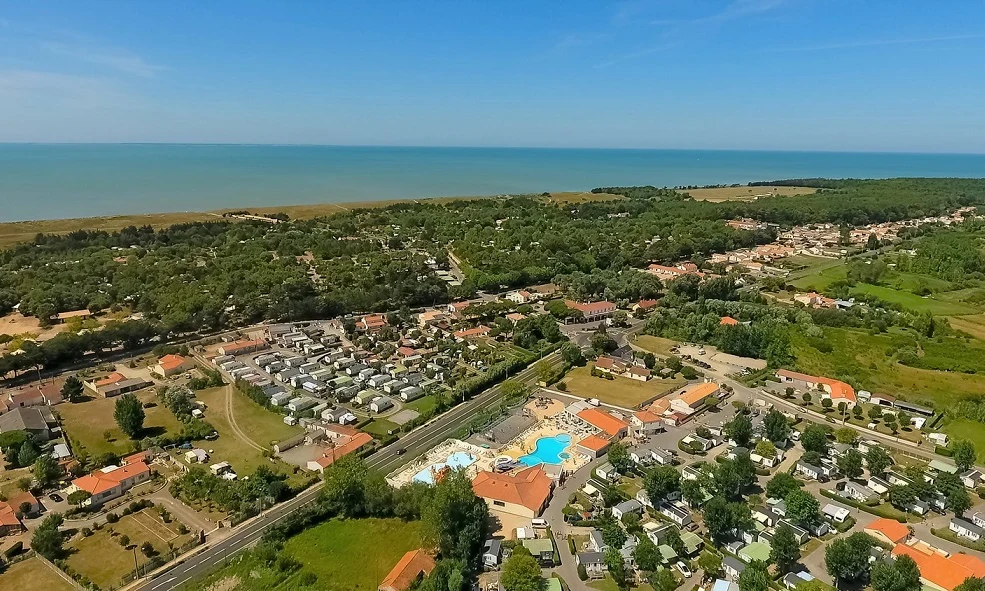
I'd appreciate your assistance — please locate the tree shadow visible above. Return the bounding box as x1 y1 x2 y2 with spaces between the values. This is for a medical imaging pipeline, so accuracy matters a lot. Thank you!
141 426 167 438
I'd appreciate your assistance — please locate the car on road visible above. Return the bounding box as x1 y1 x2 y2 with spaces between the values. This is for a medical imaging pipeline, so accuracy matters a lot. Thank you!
395 448 407 455
675 562 692 578
48 493 63 503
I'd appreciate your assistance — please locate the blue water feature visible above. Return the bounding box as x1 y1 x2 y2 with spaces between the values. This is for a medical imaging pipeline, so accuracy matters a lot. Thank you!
519 434 573 466
412 451 477 484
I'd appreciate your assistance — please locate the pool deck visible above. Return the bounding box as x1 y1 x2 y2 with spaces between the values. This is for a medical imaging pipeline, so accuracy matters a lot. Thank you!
386 439 496 487
497 405 591 474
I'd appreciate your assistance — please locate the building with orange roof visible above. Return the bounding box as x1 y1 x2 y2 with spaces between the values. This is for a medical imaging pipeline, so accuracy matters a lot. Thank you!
155 354 195 377
776 369 857 407
306 432 373 473
670 382 721 415
453 325 492 340
575 434 612 458
472 466 554 518
216 338 269 357
720 316 739 326
359 314 388 332
564 300 616 323
0 501 25 536
69 461 151 507
631 409 664 436
576 408 629 439
646 264 705 280
892 540 985 591
378 549 436 591
632 299 659 313
863 518 911 545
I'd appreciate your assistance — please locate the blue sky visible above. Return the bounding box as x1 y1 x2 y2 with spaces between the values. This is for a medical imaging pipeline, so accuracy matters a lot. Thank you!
1 0 984 152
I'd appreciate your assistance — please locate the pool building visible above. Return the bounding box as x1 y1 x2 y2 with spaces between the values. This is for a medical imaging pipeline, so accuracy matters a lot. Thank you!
472 465 555 518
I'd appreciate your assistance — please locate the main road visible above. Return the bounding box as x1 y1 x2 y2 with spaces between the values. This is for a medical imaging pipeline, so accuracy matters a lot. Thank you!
137 351 561 591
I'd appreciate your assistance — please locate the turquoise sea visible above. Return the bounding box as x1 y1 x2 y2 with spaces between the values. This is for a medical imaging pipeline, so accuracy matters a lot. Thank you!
1 144 984 222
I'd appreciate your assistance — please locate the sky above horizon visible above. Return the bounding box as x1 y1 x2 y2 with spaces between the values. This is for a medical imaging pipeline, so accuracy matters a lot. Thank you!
2 1 984 152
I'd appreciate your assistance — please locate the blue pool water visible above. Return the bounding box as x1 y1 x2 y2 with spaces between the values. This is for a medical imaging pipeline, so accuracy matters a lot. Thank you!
413 451 477 484
520 434 573 466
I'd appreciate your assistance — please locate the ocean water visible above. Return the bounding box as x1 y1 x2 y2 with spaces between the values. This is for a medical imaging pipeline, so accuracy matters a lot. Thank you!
1 144 984 222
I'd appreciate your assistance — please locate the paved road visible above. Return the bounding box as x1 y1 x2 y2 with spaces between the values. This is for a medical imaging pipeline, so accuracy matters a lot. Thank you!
365 352 562 476
136 352 559 590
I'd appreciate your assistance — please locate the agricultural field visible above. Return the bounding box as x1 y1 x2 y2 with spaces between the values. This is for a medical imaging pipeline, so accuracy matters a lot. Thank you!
560 365 685 409
680 185 816 202
65 508 195 590
186 518 426 591
949 314 985 340
0 557 78 591
790 327 985 409
57 388 182 457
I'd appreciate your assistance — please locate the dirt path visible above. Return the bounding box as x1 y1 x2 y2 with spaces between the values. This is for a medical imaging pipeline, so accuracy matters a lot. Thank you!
223 384 266 453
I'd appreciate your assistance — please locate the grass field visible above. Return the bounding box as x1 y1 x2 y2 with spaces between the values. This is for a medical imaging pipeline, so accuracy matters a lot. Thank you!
633 335 679 357
560 365 685 409
362 418 400 437
58 389 182 457
949 314 985 340
0 557 77 591
65 508 194 589
681 186 816 201
791 327 985 409
191 386 303 478
404 394 440 415
942 420 985 463
0 465 32 500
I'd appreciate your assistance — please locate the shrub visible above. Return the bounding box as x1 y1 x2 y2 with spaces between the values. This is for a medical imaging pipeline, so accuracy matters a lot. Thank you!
119 534 130 547
81 528 93 537
177 524 189 535
4 542 23 558
106 512 119 523
122 508 132 516
298 572 318 586
568 536 576 554
140 542 156 557
578 563 588 581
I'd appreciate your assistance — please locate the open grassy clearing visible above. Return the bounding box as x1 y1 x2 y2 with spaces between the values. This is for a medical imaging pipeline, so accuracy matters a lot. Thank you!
560 365 685 409
942 420 985 463
949 314 985 340
790 327 985 409
404 393 439 415
362 418 400 437
632 335 679 357
0 465 32 500
190 386 303 479
681 186 816 201
58 388 182 457
0 557 77 591
65 508 194 590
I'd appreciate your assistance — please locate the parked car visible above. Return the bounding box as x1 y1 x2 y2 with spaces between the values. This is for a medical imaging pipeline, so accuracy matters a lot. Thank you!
48 493 63 503
676 562 692 578
205 430 219 440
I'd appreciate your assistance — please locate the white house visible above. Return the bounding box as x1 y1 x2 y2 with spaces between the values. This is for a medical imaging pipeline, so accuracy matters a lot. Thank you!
612 499 644 520
370 396 394 413
961 469 984 489
843 481 878 503
660 503 692 527
950 518 984 542
822 503 851 524
596 462 619 482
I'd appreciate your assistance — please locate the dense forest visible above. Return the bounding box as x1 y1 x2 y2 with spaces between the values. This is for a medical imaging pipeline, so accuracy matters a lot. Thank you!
0 178 982 340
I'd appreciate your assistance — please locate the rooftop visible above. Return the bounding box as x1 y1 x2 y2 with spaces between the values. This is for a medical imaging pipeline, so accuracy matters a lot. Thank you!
472 466 553 512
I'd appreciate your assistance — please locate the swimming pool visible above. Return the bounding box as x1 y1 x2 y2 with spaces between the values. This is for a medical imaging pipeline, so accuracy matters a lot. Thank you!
413 451 478 484
519 434 572 466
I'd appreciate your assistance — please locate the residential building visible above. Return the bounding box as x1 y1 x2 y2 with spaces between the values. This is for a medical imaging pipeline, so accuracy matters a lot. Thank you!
0 406 55 440
595 462 619 482
306 428 373 472
155 354 195 377
453 325 492 341
612 500 644 520
216 339 269 357
471 466 554 518
483 539 502 568
950 518 984 542
631 410 664 436
575 434 611 458
865 518 912 546
843 481 878 503
796 461 823 481
378 549 435 591
892 541 985 591
669 382 720 415
576 552 606 577
660 503 692 527
822 503 851 524
775 369 856 408
723 556 746 580
84 373 153 398
69 461 151 507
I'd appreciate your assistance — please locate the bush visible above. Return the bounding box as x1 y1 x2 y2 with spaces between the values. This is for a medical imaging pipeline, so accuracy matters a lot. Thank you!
578 563 588 581
4 542 23 558
936 445 953 457
568 536 576 555
106 512 119 523
140 542 156 557
298 572 318 586
122 507 132 516
81 528 93 537
177 524 189 535
119 534 130 547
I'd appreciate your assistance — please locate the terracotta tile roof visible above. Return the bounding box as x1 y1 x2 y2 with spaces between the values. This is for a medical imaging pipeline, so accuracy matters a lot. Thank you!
636 299 658 309
864 518 910 544
776 369 856 402
313 432 373 468
720 316 739 325
95 372 127 387
453 325 491 339
0 503 21 527
577 434 612 452
676 382 719 406
565 300 615 315
629 367 651 377
378 549 436 591
158 354 188 371
633 410 661 423
647 399 671 414
72 461 150 495
893 542 985 591
472 466 553 512
576 409 630 436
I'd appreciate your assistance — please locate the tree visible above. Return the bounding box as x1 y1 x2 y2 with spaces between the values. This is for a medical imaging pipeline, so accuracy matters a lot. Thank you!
649 568 678 591
31 513 65 559
953 440 977 472
697 551 723 580
501 545 547 591
681 478 704 508
608 443 632 474
599 513 627 550
633 535 662 572
33 454 61 488
896 411 911 429
61 375 85 402
785 489 821 528
785 387 795 398
703 496 733 542
947 486 972 517
868 406 883 421
821 398 833 411
800 424 830 455
561 343 584 367
766 472 801 500
770 524 801 574
665 526 687 557
866 446 893 476
837 449 864 479
835 427 857 444
956 577 985 591
889 484 918 510
935 471 962 497
605 547 628 589
871 554 920 591
725 414 753 447
114 393 145 439
68 490 92 506
755 440 777 459
825 532 874 584
866 233 881 251
643 352 656 370
763 409 790 444
644 465 681 505
802 392 812 405
738 561 771 591
17 440 40 467
422 470 489 564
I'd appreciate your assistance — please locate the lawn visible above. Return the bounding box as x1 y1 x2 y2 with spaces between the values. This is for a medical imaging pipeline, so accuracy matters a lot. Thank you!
405 394 439 415
0 557 77 591
284 518 426 590
632 335 678 357
191 386 303 479
949 314 985 341
65 508 194 590
943 419 985 463
0 465 32 500
590 574 655 591
560 365 685 409
362 418 400 437
682 186 816 201
58 389 182 457
790 327 985 409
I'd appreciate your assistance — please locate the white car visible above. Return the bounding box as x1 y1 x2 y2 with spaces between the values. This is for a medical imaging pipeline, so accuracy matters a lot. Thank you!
675 562 692 578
